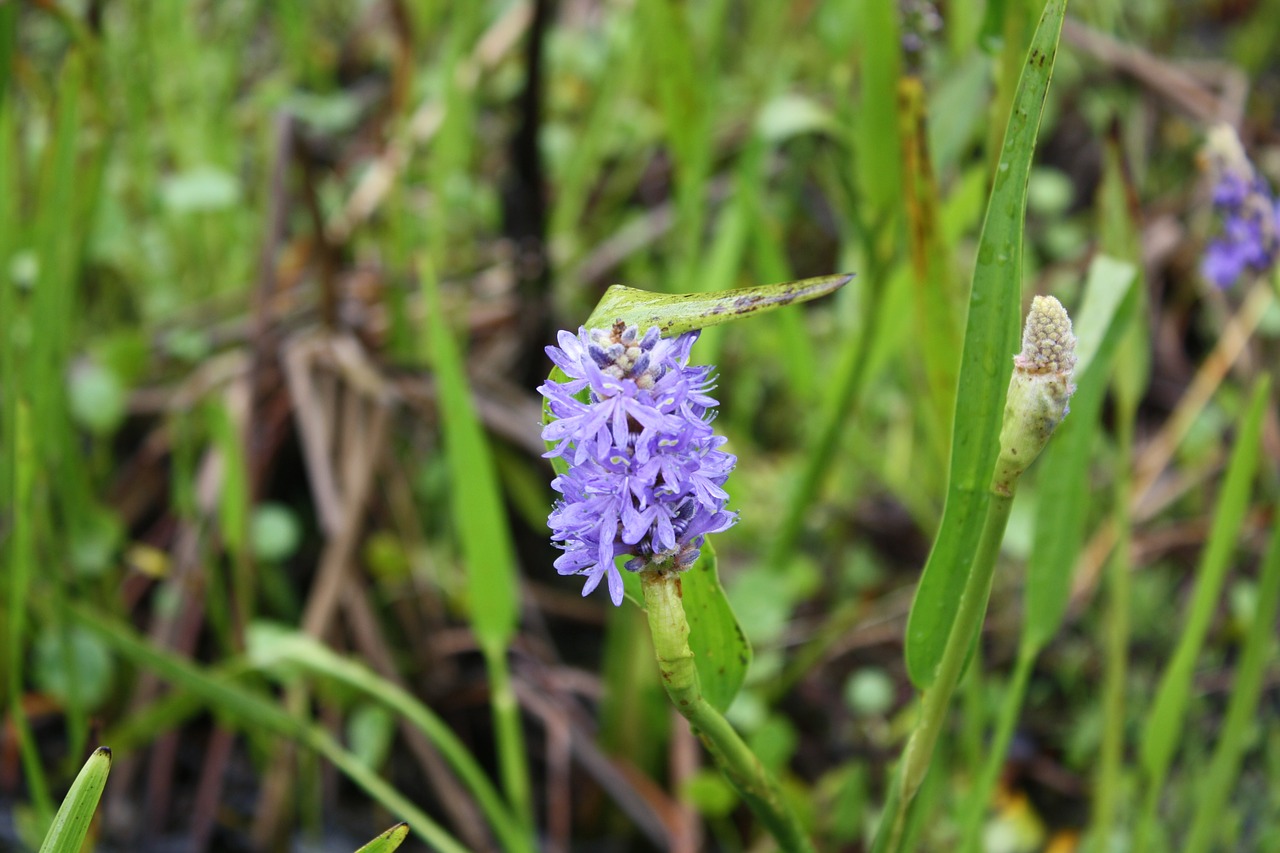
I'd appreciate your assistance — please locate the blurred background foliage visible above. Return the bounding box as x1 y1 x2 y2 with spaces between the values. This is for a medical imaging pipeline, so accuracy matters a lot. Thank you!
1 0 1278 850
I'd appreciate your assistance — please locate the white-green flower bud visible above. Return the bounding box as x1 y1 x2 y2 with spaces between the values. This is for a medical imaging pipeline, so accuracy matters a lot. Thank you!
992 295 1076 496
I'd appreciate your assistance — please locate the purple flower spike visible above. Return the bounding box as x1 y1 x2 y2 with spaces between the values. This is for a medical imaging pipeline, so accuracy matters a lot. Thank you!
539 321 737 605
1201 126 1280 289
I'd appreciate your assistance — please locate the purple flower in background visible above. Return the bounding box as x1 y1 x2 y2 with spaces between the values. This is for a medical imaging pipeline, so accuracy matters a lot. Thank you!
1201 126 1280 289
539 322 737 605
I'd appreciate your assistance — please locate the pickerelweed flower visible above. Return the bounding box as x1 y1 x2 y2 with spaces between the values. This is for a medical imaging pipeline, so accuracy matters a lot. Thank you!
539 322 737 605
1201 124 1280 289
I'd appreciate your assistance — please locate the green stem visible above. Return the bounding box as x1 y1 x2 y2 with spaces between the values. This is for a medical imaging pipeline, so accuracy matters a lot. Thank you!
958 642 1037 853
1090 397 1135 850
874 489 1015 853
641 571 815 853
482 644 534 837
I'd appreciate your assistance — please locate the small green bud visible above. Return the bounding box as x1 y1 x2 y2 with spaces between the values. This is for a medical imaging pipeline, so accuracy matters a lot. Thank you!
992 295 1076 495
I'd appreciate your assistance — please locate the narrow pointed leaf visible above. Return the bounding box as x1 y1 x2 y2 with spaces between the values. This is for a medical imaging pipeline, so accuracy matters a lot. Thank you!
904 0 1068 688
422 265 519 649
354 823 411 853
1139 377 1270 786
37 747 111 853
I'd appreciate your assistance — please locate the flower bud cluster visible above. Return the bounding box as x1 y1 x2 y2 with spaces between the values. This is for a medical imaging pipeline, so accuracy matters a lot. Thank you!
539 322 737 605
993 296 1076 496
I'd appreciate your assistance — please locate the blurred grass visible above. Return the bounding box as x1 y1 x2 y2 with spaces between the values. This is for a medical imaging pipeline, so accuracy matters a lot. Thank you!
1 1 1278 850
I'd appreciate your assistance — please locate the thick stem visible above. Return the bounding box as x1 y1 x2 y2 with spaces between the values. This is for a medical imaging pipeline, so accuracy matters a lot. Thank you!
899 491 1014 801
641 571 815 853
873 489 1016 853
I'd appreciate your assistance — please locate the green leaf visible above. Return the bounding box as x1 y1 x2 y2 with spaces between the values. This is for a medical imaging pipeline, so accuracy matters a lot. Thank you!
159 166 240 213
67 362 128 435
1183 501 1280 853
904 0 1068 689
1139 377 1271 793
354 823 411 853
245 623 535 853
582 272 853 338
421 264 518 650
1025 255 1137 650
249 503 302 563
32 625 116 711
37 746 111 853
681 543 752 712
73 606 474 853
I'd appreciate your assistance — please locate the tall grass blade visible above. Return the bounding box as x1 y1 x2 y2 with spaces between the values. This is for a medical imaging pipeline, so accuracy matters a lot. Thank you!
1183 510 1280 853
421 261 532 831
421 264 519 649
905 0 1069 688
72 605 473 853
8 403 55 824
247 624 534 853
1135 376 1271 850
37 747 111 853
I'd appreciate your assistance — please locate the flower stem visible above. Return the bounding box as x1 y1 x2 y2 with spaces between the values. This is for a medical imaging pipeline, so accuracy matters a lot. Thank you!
641 571 815 853
873 489 1016 853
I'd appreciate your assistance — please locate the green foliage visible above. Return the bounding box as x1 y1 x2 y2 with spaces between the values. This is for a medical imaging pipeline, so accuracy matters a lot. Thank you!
906 0 1069 689
3 1 1277 849
38 747 111 853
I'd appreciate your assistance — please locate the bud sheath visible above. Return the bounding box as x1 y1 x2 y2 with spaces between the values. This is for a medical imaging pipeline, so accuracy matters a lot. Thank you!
992 295 1077 496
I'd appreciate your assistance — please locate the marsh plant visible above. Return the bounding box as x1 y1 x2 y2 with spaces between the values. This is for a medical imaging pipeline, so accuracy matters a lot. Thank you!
5 0 1280 851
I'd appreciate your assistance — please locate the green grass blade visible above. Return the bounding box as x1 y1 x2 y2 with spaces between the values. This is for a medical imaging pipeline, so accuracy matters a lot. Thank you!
354 823 411 853
904 0 1068 688
1183 510 1280 853
1135 376 1271 849
421 263 519 648
247 624 534 853
421 261 532 831
8 402 55 824
1024 255 1137 649
37 747 112 853
851 0 905 219
71 605 472 853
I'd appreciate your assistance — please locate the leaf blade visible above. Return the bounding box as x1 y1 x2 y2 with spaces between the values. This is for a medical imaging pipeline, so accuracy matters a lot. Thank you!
904 0 1068 688
37 747 111 853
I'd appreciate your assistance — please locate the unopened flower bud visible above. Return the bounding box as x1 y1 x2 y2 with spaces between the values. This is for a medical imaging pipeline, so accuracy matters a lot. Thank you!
992 296 1076 496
